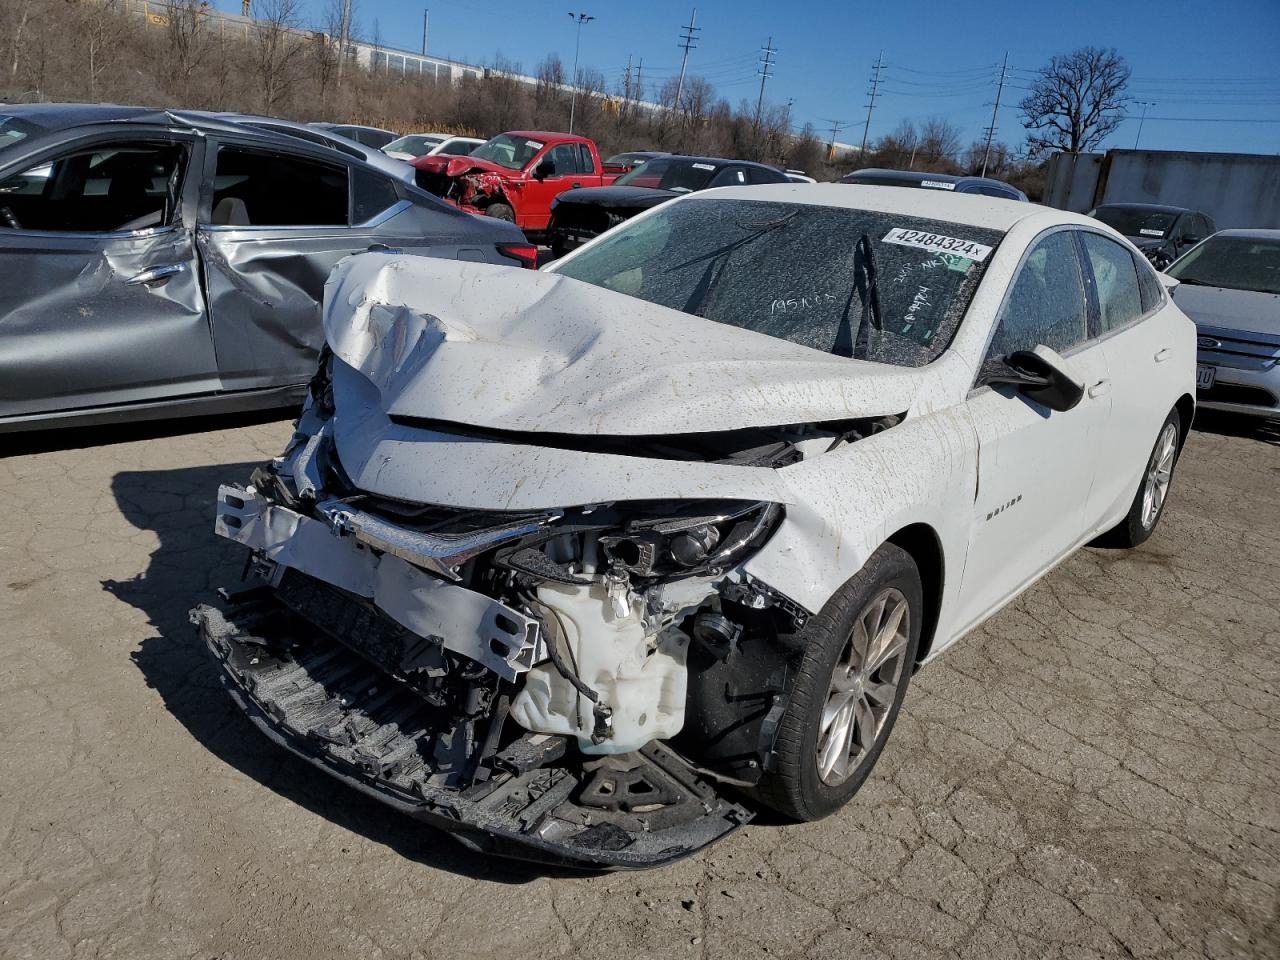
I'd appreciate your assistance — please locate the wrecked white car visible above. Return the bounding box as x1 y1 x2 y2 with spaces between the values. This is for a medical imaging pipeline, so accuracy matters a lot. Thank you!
192 185 1196 868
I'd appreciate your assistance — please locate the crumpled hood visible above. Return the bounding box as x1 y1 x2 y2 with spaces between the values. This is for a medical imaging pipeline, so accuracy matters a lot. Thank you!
1174 284 1280 338
321 255 924 437
411 154 518 179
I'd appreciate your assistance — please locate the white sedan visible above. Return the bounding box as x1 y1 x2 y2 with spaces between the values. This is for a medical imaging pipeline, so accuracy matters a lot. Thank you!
194 184 1195 868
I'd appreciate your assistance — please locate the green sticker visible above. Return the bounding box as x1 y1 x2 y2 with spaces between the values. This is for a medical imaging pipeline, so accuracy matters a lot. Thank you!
936 252 974 273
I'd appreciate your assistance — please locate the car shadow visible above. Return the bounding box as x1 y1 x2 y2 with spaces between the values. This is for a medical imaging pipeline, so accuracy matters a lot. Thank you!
4 408 295 457
1192 409 1280 446
104 462 577 883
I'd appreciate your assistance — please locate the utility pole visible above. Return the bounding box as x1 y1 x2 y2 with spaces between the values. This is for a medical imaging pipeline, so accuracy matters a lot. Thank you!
859 50 883 158
422 8 429 56
623 53 633 111
635 57 643 102
980 51 1008 177
752 36 776 136
673 8 699 114
567 12 595 135
1133 101 1155 149
783 97 793 133
823 118 845 162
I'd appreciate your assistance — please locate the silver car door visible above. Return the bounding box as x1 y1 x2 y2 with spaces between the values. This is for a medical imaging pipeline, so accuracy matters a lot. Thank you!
0 131 216 420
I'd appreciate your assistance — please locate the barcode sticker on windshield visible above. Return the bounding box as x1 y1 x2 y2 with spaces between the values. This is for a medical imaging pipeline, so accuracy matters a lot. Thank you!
692 162 716 171
525 139 544 149
920 180 957 191
882 228 993 262
1139 228 1164 237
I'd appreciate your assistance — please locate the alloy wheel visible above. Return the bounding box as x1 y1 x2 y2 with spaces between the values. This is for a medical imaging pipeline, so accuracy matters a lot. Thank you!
1141 423 1178 530
816 587 911 786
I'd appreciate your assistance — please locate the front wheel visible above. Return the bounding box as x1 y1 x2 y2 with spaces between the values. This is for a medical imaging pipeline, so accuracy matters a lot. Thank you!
752 543 922 822
484 202 516 222
1096 409 1182 548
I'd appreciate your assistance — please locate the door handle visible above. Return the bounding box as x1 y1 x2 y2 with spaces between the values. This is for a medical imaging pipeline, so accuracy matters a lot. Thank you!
1154 348 1171 363
1088 379 1111 398
571 181 583 188
125 263 186 286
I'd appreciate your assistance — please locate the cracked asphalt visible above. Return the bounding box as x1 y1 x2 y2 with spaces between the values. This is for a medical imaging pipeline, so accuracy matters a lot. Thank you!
1 411 1277 959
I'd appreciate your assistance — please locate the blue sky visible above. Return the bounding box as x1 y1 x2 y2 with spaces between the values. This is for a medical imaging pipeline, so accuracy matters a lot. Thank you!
226 0 1280 154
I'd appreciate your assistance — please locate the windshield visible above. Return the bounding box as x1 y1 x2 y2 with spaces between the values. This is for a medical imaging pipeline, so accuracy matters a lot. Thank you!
0 115 42 153
615 158 718 192
469 133 545 170
1167 235 1280 296
1092 206 1177 239
550 198 1003 368
384 135 443 155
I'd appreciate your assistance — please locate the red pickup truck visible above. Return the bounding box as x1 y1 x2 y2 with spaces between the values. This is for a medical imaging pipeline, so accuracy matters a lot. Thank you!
412 131 623 237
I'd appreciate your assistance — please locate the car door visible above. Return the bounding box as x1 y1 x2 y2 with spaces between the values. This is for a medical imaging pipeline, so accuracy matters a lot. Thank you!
522 143 586 231
1077 230 1178 526
197 138 512 392
0 130 217 420
953 228 1114 634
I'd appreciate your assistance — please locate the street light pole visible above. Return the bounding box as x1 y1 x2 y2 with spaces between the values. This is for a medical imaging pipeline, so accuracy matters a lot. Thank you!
567 12 595 135
422 8 429 56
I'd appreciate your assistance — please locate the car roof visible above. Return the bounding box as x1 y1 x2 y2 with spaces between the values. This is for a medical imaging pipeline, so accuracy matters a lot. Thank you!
842 167 1024 193
504 130 590 143
0 102 161 131
680 183 1082 232
1214 228 1280 240
313 122 394 134
1096 202 1191 214
649 154 781 171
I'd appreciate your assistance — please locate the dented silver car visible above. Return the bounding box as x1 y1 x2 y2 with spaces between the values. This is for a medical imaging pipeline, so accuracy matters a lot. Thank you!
193 185 1194 868
0 104 530 433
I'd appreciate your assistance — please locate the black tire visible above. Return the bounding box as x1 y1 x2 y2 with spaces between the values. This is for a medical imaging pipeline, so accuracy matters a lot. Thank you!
485 202 516 222
752 543 922 822
1094 408 1182 549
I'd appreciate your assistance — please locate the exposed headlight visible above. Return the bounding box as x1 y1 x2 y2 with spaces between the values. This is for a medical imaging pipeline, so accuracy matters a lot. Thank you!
597 501 783 578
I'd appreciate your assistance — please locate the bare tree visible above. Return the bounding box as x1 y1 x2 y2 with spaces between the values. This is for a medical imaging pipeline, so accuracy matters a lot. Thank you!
6 0 33 86
165 0 212 104
918 117 962 166
76 0 129 102
1019 46 1129 156
253 0 305 113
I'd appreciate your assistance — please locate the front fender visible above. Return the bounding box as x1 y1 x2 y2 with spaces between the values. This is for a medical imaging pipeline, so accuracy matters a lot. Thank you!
743 408 976 642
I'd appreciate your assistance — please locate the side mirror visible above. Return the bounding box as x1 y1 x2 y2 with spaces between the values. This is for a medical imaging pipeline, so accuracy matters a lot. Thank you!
1181 233 1202 245
983 345 1085 413
533 160 555 180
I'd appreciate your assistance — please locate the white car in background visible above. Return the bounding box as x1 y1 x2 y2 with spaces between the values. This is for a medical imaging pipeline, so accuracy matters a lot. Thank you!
382 133 485 161
193 185 1196 869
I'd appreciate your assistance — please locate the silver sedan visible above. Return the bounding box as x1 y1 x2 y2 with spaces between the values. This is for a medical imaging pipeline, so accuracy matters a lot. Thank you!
1168 229 1280 420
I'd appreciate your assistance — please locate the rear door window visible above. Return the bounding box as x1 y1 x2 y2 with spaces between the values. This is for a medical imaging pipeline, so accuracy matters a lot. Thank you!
210 146 348 226
0 140 186 232
351 168 399 223
1080 232 1144 331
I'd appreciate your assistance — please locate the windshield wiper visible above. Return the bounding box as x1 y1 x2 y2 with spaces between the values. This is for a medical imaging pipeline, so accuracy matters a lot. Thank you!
1172 276 1210 286
857 233 883 333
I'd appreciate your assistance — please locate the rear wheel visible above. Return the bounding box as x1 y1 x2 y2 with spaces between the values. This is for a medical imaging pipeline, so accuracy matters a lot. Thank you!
1096 409 1182 548
753 543 922 821
485 202 516 223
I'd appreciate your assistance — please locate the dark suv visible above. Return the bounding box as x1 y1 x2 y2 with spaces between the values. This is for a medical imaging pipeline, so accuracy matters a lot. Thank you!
1088 203 1216 269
